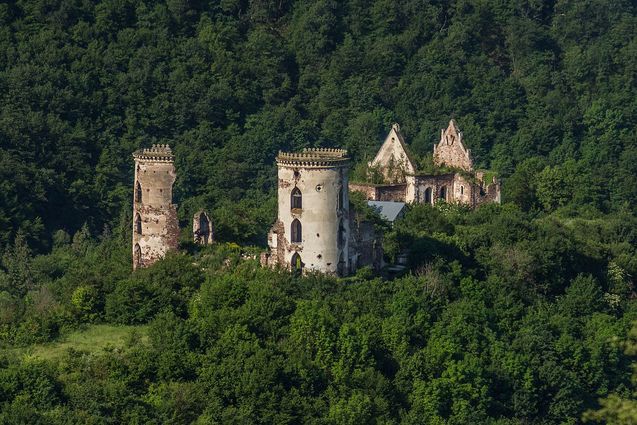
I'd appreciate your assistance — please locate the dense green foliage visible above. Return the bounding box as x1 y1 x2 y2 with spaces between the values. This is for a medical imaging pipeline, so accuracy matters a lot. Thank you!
0 204 636 423
1 0 637 422
1 0 636 250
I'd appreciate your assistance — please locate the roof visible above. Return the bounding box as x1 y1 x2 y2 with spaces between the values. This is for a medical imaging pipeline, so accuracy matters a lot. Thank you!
367 201 407 223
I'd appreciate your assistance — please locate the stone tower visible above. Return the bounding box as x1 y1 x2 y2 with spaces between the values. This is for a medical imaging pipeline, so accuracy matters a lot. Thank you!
132 144 180 269
262 148 351 276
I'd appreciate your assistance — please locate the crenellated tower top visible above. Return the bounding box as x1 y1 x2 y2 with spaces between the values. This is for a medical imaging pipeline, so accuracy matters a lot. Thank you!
276 148 350 167
133 144 175 162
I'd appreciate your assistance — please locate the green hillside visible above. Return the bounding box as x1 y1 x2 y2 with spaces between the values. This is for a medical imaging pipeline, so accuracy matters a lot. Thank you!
1 0 637 423
1 0 636 249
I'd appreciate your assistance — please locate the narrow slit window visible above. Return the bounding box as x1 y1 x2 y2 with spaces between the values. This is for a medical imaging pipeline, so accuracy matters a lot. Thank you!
135 181 142 203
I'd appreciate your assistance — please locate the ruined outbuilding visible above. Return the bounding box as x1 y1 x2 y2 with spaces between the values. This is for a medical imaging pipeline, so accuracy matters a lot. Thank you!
350 120 501 206
132 144 180 269
261 148 382 277
193 210 213 245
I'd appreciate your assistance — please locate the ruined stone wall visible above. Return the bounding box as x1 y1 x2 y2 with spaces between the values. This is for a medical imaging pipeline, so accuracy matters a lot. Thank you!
476 181 501 205
376 184 407 202
433 120 474 172
349 183 379 200
348 211 383 272
412 173 486 206
451 173 474 205
193 210 213 245
132 145 180 269
349 182 407 202
413 174 456 204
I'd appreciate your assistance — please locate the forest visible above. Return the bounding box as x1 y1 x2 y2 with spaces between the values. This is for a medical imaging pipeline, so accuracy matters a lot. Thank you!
1 0 637 423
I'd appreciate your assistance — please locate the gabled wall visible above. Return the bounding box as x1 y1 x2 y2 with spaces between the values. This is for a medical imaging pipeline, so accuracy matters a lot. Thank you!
433 120 474 172
370 123 416 183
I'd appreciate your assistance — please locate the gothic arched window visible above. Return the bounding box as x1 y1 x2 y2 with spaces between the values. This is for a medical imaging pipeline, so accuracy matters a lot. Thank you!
440 186 447 201
424 187 432 204
135 213 142 234
291 187 302 210
291 219 302 243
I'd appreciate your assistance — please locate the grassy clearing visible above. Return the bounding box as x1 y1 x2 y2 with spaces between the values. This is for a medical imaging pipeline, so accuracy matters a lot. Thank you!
1 324 148 361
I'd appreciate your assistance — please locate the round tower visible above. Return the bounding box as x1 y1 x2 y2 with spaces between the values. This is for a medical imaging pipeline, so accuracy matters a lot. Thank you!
268 148 351 276
132 144 179 269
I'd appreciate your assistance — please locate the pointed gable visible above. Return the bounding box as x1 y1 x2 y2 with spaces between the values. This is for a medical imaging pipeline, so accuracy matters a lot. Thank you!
370 123 417 183
433 119 473 171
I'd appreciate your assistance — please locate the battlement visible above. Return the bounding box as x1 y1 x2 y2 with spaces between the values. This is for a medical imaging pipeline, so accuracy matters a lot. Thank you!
277 148 349 167
133 144 175 162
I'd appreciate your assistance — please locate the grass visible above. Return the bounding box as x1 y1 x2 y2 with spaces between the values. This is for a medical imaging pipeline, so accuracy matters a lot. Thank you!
1 324 149 361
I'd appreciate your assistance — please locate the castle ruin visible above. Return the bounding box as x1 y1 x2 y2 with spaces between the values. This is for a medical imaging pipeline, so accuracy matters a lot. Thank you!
350 120 501 206
261 148 382 276
132 144 180 269
193 210 213 245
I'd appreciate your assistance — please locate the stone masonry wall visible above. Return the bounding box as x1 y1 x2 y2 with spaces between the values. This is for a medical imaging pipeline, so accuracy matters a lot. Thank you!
433 120 474 172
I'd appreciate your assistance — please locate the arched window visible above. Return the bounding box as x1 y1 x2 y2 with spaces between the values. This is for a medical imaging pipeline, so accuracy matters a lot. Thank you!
291 219 302 243
440 186 447 201
424 187 432 204
135 181 142 203
460 185 464 195
291 187 302 210
133 243 142 269
291 252 303 275
135 213 142 234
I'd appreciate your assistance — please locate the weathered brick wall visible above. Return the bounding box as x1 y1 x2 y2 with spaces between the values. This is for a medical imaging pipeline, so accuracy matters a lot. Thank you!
433 120 473 172
133 203 179 269
476 182 501 205
413 174 456 204
132 146 179 269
